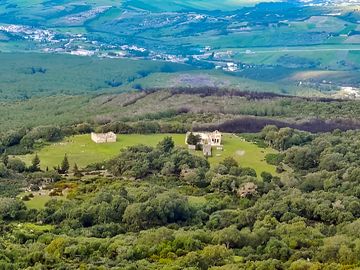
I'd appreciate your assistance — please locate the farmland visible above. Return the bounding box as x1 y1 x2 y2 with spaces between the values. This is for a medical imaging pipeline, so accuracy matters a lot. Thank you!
0 0 359 98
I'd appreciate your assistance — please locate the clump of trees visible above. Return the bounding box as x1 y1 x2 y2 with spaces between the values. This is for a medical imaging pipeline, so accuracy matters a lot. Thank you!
107 137 209 179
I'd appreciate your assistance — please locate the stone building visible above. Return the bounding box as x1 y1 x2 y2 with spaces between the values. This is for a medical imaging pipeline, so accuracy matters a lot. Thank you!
91 132 117 143
203 144 212 157
185 130 222 146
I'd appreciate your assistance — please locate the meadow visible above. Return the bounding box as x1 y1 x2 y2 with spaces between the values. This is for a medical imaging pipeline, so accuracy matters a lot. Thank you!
18 133 278 176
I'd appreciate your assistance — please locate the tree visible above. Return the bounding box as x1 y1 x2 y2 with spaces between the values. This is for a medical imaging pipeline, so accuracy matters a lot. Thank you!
319 153 345 172
157 136 174 153
264 237 291 261
60 154 70 174
1 154 8 166
201 245 233 268
214 226 244 248
187 132 201 146
261 172 273 183
7 158 26 173
29 154 41 172
220 157 239 170
285 146 318 170
0 163 9 178
73 163 83 178
0 198 26 221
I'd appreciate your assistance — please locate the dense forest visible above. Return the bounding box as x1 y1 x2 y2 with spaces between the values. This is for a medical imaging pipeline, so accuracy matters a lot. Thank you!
1 123 360 269
2 87 360 133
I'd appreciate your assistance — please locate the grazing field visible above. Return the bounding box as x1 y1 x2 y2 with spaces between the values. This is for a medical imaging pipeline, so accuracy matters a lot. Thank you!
18 133 278 176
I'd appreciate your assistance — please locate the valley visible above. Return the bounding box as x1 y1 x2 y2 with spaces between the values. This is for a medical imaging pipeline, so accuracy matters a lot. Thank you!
1 1 360 270
0 0 360 97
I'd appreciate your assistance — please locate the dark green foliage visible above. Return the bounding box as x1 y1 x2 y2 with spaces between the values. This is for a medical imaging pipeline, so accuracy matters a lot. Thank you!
285 146 319 170
0 198 26 221
265 153 284 166
73 163 83 178
123 191 192 230
187 132 201 146
157 136 175 153
60 154 70 174
107 138 209 179
261 126 313 151
0 128 360 269
29 154 41 172
0 163 9 178
7 159 26 173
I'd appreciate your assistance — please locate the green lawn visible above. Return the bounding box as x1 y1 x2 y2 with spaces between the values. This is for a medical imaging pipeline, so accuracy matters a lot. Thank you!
19 133 278 176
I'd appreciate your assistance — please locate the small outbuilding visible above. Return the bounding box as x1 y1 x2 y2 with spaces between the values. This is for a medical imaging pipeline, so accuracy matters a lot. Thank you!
91 132 117 143
203 144 212 157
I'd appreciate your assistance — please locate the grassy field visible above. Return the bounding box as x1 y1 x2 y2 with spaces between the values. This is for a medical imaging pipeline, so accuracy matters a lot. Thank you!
18 133 278 176
19 192 66 209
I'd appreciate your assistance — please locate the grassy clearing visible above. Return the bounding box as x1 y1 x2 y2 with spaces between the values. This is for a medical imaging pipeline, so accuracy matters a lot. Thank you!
18 133 277 176
11 222 54 233
19 192 66 210
205 134 278 175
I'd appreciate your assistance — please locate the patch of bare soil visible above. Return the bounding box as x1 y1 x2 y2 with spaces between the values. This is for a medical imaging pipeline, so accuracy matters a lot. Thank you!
236 150 246 156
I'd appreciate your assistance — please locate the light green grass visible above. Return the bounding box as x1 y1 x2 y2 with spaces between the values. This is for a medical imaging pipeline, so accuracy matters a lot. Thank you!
188 196 207 209
206 134 278 175
20 192 66 210
19 133 277 176
14 222 54 232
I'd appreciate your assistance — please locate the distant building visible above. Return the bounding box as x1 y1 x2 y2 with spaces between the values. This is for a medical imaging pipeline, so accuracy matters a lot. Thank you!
185 130 222 147
185 131 222 157
91 132 116 143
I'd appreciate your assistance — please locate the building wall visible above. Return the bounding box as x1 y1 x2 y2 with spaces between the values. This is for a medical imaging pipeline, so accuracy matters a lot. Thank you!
185 131 222 146
91 132 116 143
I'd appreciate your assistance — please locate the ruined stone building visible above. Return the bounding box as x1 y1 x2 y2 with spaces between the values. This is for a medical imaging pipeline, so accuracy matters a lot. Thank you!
91 132 117 143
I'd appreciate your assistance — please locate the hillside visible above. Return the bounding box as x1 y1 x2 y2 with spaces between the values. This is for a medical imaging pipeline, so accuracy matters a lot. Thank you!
1 1 360 97
1 87 360 133
1 1 360 269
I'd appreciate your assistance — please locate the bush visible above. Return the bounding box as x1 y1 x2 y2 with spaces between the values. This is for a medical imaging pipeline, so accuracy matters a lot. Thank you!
7 158 26 173
265 153 284 166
